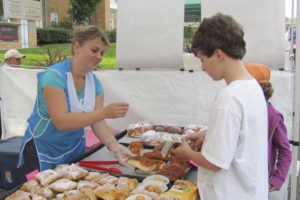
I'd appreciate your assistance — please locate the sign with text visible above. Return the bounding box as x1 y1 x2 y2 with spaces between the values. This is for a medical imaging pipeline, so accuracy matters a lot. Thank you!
0 23 18 42
3 0 41 21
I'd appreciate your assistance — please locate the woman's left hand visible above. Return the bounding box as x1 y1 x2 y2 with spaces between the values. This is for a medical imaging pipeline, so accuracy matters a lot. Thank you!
110 143 133 165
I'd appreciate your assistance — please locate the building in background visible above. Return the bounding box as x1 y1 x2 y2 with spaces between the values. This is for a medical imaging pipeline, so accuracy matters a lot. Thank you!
41 0 111 30
0 0 112 50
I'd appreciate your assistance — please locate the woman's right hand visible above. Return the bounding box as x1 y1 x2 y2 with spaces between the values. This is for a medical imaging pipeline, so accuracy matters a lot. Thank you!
103 102 129 118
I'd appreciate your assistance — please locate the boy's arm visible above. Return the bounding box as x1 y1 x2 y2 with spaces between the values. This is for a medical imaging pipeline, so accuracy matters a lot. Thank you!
173 142 221 172
190 149 221 172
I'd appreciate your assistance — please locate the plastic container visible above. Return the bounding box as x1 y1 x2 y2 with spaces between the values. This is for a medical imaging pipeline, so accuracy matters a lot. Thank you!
0 137 27 189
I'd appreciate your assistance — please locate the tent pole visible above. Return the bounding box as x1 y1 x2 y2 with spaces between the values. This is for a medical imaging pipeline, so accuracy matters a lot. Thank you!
290 0 299 199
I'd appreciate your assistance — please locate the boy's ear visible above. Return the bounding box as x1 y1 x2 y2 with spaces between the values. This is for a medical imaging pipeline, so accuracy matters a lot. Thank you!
214 49 225 61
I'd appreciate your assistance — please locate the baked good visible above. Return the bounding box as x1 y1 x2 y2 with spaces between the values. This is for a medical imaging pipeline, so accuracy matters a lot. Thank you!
143 150 172 162
21 179 41 193
109 188 129 200
127 156 165 172
49 178 77 193
63 189 88 200
77 180 98 190
5 190 31 200
144 185 162 194
55 193 65 200
116 177 138 192
54 164 89 180
154 125 182 134
128 141 144 155
34 169 61 186
157 164 186 181
78 187 97 200
82 171 101 181
35 186 55 199
94 184 115 199
170 157 190 169
127 122 154 137
183 125 205 135
136 195 146 200
30 193 47 200
94 173 119 186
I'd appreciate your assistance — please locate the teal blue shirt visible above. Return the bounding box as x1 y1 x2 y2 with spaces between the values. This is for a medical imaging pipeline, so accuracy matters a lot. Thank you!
38 70 103 118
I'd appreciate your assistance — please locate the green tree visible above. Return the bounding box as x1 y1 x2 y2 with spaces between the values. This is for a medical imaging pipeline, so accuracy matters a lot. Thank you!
69 0 102 25
0 0 3 17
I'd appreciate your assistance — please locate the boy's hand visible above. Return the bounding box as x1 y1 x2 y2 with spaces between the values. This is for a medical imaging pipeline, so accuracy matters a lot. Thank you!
103 102 129 118
172 139 192 159
184 127 207 150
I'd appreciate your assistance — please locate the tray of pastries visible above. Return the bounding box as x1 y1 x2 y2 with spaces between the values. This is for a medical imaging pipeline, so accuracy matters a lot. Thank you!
3 162 198 200
127 141 194 182
4 163 140 200
123 122 205 147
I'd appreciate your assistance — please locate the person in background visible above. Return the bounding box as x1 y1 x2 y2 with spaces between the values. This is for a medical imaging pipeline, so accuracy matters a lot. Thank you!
3 49 25 67
245 63 292 200
17 26 131 173
1 49 25 137
173 13 268 200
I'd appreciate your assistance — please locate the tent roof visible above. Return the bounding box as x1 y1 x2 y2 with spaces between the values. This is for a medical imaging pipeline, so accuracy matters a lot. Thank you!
185 0 201 22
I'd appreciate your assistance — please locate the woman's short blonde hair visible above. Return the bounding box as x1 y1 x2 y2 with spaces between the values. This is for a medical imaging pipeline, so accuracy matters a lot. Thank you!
72 26 110 54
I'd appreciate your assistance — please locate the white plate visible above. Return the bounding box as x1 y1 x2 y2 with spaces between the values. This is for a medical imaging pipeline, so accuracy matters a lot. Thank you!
125 194 152 200
142 175 170 185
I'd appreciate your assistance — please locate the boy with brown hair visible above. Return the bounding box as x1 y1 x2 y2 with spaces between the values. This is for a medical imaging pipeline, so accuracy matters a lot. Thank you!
173 13 268 199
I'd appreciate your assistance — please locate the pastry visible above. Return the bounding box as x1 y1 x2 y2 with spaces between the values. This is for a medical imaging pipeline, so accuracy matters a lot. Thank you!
94 174 118 186
127 156 165 172
94 184 115 199
34 169 61 186
116 177 138 192
49 178 77 193
144 185 162 194
63 189 88 200
79 187 97 200
143 150 172 162
157 164 186 181
54 164 88 180
21 179 41 193
127 122 154 137
128 141 144 155
77 180 98 190
155 125 182 134
5 190 31 200
30 193 47 200
35 186 55 199
83 171 101 181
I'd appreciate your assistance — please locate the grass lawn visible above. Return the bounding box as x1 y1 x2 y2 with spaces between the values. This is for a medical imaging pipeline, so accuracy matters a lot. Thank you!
0 43 117 69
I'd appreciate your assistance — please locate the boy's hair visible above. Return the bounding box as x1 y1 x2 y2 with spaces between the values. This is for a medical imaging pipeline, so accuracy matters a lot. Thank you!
72 26 110 55
191 13 246 59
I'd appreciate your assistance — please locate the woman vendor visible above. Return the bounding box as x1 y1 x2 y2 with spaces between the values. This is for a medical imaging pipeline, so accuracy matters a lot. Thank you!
18 26 131 172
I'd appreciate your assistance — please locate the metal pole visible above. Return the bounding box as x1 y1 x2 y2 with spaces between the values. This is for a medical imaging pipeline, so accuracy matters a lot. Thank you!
291 0 295 69
290 0 299 199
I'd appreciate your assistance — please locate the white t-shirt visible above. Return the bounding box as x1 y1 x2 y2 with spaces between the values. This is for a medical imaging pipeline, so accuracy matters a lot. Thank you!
198 79 268 200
